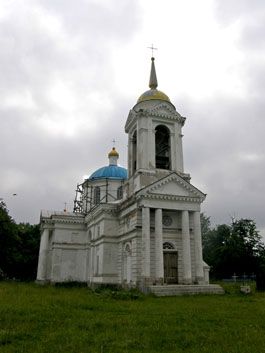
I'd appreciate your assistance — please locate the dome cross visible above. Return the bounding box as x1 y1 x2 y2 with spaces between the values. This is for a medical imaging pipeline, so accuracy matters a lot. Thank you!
147 44 158 57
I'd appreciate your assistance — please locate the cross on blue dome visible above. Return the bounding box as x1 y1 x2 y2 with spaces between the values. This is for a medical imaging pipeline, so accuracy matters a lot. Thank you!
88 147 127 180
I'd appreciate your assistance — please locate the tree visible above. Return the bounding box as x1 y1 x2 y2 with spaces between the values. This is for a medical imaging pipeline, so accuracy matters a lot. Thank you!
14 223 40 280
0 201 40 280
200 212 211 246
0 201 18 278
202 216 265 279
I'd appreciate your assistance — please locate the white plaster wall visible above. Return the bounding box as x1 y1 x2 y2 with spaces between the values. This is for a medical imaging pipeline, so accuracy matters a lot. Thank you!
102 243 118 275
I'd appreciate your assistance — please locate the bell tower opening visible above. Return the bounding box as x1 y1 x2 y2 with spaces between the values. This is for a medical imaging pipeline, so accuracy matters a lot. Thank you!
132 130 137 173
155 125 171 170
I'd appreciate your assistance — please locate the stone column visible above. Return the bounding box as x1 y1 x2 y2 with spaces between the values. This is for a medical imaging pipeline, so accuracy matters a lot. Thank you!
181 211 192 284
36 228 49 282
142 207 150 280
193 211 204 284
155 208 163 283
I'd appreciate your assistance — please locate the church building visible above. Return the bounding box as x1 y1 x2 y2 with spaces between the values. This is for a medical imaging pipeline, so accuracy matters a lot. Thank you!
37 57 223 294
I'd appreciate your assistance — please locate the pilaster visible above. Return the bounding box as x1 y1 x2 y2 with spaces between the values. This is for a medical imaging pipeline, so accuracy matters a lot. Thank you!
36 228 49 282
193 211 204 283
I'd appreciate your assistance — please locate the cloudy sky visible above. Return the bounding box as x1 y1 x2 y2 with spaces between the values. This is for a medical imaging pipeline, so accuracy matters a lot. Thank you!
1 0 265 236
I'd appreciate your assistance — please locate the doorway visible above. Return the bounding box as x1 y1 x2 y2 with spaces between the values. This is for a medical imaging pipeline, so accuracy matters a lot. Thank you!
163 251 178 284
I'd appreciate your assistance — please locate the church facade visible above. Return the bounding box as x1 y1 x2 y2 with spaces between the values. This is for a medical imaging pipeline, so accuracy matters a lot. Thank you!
37 58 211 289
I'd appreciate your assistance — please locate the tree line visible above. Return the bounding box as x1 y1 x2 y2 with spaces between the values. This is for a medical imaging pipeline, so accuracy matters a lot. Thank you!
201 213 265 283
1 200 265 284
0 200 40 280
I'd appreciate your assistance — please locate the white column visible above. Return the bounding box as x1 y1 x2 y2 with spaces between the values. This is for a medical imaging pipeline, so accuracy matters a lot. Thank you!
142 207 150 278
36 228 49 281
155 208 163 280
181 211 192 284
193 211 204 283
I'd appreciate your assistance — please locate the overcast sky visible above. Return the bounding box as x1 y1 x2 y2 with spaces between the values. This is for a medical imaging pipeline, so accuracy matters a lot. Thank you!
1 0 265 237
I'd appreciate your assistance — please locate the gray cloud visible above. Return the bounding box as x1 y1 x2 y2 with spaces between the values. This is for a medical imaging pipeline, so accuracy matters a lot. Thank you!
1 0 265 241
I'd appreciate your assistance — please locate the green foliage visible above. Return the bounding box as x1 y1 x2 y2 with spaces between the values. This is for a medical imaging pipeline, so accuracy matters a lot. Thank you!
0 201 40 280
200 212 211 245
202 216 265 279
1 282 265 352
0 201 18 278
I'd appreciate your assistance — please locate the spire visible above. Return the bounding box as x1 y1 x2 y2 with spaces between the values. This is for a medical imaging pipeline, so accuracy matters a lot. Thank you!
149 57 158 89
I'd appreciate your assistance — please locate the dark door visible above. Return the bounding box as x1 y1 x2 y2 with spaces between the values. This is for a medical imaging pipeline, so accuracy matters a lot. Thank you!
164 251 178 284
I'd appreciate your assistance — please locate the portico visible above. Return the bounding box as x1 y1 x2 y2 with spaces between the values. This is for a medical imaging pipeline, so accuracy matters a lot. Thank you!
140 202 205 285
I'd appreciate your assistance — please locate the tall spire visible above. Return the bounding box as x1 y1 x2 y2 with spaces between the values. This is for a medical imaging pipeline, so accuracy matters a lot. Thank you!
149 57 158 89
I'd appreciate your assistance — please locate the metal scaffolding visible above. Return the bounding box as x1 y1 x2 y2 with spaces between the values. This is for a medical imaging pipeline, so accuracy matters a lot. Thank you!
73 179 124 214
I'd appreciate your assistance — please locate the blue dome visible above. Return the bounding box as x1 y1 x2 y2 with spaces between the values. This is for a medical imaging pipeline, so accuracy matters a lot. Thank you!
89 165 127 180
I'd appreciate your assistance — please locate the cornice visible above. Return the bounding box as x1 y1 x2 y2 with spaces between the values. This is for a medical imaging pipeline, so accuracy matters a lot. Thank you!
125 104 186 133
85 203 118 223
41 214 85 225
136 193 204 203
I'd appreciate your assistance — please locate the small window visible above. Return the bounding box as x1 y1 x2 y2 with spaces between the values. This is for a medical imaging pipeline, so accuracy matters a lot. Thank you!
117 186 123 200
163 242 175 250
94 186 100 205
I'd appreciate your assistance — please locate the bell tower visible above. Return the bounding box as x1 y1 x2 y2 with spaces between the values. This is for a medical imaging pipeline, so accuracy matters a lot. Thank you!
125 57 190 193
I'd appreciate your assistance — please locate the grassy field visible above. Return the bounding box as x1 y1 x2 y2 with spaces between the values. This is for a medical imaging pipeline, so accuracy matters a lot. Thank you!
0 282 265 353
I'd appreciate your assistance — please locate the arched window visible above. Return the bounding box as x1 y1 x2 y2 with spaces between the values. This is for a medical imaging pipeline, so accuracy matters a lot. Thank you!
155 125 171 169
88 230 92 242
132 130 137 173
163 242 175 250
117 186 123 200
94 186 100 205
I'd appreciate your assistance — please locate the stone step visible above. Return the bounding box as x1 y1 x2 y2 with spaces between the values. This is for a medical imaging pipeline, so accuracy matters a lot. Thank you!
148 284 224 296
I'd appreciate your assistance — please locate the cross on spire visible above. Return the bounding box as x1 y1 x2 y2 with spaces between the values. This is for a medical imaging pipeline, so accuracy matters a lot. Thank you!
147 44 157 57
112 139 116 147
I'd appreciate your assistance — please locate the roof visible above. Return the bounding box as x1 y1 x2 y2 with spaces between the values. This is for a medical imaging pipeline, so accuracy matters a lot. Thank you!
88 165 127 180
137 57 171 104
137 89 170 103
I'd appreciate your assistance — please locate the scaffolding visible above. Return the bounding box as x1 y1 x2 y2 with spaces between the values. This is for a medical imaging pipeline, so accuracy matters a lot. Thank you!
73 179 125 214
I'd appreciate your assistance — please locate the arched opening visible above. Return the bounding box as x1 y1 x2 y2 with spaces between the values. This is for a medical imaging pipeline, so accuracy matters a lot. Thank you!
117 186 123 200
155 125 171 170
163 242 178 284
88 230 92 242
93 186 100 205
132 130 137 173
163 242 175 250
123 242 132 284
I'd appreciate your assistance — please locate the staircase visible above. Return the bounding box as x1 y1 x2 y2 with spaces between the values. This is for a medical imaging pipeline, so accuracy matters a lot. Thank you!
148 284 224 296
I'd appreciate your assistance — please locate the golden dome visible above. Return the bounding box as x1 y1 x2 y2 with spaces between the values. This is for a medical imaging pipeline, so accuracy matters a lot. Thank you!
137 57 171 104
108 147 119 157
137 89 170 103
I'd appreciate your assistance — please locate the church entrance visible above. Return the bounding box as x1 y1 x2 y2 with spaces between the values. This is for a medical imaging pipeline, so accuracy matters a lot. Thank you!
163 251 178 284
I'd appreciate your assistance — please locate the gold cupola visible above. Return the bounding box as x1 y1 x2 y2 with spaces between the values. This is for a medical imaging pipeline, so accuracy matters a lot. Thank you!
137 57 171 103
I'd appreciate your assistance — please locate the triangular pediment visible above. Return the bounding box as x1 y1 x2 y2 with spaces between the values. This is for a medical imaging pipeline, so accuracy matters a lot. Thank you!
148 103 186 125
137 173 206 202
150 102 177 116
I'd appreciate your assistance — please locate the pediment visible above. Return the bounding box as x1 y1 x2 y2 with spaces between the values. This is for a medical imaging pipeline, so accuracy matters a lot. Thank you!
137 173 206 202
150 102 177 116
148 103 186 125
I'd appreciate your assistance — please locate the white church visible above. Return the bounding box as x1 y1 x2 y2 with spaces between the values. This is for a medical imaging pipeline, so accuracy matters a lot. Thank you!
37 57 223 295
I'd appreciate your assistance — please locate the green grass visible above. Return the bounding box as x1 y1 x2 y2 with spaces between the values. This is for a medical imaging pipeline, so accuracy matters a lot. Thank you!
0 282 265 353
